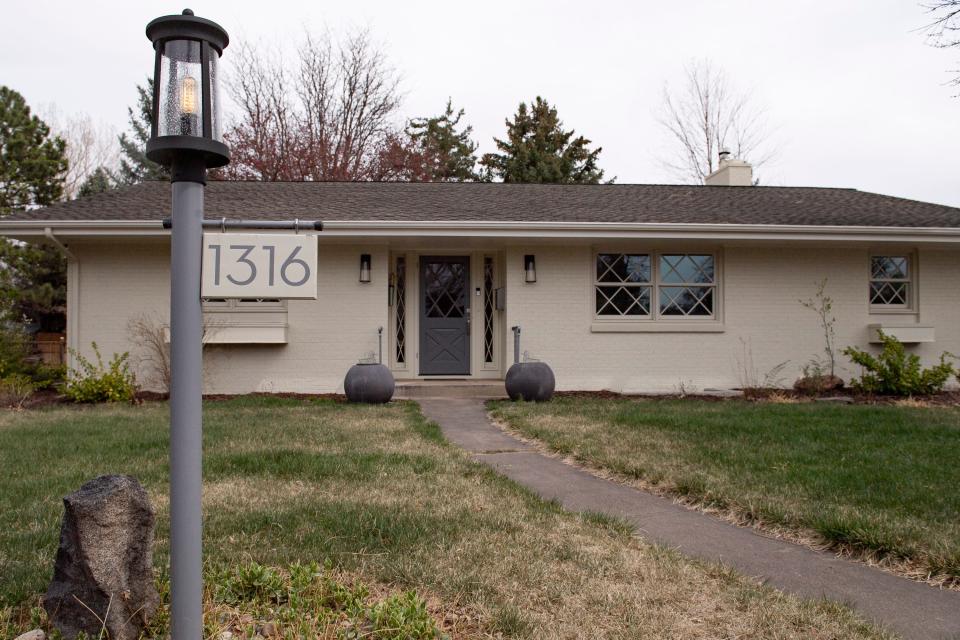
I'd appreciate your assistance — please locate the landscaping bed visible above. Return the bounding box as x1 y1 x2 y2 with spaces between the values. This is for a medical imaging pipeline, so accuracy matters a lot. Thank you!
0 397 892 638
489 396 960 587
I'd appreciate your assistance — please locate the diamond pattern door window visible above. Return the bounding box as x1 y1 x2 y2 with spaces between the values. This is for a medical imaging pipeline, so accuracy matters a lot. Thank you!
870 256 911 308
424 262 466 318
595 253 652 316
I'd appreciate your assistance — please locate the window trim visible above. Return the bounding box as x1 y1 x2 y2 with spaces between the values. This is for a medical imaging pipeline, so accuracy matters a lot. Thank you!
868 252 916 314
591 250 722 328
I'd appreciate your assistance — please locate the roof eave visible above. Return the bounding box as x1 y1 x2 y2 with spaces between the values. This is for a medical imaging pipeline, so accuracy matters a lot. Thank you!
2 219 960 243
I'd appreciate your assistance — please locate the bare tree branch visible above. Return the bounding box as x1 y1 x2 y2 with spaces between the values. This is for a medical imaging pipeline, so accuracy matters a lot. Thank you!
921 1 960 89
223 29 402 181
41 107 119 198
657 60 776 184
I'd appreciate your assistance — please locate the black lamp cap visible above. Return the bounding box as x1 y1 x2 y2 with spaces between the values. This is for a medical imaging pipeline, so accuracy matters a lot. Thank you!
146 9 229 53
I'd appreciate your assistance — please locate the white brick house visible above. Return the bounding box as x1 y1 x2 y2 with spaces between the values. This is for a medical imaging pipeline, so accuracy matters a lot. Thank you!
2 166 958 394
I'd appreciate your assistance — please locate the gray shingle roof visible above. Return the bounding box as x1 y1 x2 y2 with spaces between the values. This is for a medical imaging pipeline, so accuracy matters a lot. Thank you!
6 181 960 227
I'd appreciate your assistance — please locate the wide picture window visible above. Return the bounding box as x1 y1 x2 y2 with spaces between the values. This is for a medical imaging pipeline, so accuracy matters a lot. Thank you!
595 253 716 320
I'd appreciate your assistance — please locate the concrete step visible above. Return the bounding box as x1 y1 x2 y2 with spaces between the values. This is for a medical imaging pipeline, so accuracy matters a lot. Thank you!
394 380 507 400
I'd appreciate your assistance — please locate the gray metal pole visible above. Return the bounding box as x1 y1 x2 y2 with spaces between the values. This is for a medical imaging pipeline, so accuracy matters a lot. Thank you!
512 326 521 364
169 180 204 640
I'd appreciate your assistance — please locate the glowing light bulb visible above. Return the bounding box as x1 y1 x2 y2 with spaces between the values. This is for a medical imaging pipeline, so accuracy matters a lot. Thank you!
180 76 198 115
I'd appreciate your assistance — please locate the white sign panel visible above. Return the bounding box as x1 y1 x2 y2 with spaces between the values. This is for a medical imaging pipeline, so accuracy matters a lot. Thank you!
202 233 318 299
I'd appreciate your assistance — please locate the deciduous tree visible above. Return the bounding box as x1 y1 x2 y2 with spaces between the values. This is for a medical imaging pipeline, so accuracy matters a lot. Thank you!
658 60 775 184
922 1 960 90
480 97 605 184
42 107 118 198
223 30 403 181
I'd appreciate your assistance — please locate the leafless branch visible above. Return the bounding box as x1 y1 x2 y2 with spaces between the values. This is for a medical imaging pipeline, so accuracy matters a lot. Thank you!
657 60 776 184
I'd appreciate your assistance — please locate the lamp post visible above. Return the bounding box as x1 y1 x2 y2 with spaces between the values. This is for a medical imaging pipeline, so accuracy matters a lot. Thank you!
145 9 229 639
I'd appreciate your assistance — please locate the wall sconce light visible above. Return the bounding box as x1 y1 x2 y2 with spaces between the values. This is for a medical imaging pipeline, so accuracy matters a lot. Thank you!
524 254 537 283
360 254 372 283
387 284 396 306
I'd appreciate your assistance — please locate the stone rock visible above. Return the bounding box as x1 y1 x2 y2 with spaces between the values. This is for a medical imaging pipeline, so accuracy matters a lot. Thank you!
43 475 159 640
793 374 845 394
505 361 556 402
14 630 46 640
344 363 395 404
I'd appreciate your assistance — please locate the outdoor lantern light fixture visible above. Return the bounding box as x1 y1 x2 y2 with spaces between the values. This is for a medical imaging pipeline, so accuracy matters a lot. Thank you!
146 8 230 180
360 254 372 283
524 254 537 283
145 9 230 640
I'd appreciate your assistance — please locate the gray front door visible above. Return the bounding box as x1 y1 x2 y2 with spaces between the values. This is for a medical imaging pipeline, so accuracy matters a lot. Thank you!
420 256 470 375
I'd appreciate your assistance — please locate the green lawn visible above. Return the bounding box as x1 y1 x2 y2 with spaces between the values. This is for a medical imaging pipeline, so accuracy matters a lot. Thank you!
490 397 960 584
0 398 893 638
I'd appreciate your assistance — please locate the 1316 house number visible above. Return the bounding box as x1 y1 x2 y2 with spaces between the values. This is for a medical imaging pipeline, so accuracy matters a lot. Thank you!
201 233 319 299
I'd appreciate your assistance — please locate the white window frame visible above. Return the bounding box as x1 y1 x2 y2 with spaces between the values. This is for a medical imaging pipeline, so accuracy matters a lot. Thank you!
591 250 723 332
869 253 916 314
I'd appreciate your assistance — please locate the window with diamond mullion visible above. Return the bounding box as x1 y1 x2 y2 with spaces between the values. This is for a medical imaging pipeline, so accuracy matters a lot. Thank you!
483 257 495 364
870 255 911 308
657 254 716 317
395 257 406 364
595 253 652 316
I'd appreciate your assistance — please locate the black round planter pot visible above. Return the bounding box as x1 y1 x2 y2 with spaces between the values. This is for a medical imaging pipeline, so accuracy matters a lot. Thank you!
505 361 556 402
344 363 395 404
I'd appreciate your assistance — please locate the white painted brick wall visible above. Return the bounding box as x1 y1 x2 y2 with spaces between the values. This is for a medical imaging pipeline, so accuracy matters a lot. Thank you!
73 241 959 394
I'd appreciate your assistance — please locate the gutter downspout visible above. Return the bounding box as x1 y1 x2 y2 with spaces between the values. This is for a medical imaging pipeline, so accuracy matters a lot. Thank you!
44 226 76 260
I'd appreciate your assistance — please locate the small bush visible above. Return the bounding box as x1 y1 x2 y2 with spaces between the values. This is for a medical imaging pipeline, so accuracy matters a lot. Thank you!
64 342 138 403
843 331 955 396
0 374 34 408
29 363 66 390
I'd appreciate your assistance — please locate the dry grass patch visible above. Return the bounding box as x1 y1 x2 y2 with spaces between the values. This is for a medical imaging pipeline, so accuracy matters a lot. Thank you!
0 397 893 638
491 396 960 588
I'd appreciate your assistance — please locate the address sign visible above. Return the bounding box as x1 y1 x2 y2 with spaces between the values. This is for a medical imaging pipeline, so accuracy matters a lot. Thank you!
201 233 318 299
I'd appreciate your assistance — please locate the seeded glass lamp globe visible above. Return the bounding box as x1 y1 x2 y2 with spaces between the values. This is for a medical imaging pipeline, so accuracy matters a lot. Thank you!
145 9 230 176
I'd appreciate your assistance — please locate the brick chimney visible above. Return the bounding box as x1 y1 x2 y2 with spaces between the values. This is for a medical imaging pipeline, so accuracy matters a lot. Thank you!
704 149 753 186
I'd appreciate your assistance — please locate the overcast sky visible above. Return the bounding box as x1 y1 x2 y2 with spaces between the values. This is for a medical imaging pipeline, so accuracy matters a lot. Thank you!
4 0 958 206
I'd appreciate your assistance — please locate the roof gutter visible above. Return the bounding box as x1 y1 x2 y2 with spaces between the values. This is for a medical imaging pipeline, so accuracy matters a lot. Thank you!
1 219 959 244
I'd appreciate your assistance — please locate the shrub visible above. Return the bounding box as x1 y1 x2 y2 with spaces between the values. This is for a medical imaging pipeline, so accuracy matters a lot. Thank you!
64 342 138 403
843 331 955 396
0 374 34 408
30 362 66 390
0 325 33 378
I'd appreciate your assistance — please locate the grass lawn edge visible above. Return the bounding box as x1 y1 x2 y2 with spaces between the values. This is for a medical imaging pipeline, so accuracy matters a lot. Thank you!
486 400 960 592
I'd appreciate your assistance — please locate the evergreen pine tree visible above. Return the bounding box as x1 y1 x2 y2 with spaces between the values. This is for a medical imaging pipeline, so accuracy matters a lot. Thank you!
78 166 114 197
406 99 479 181
0 86 68 331
0 86 67 213
115 79 168 184
480 96 606 184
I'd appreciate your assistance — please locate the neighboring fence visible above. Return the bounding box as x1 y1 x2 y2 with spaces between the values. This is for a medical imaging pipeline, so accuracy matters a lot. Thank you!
35 332 66 365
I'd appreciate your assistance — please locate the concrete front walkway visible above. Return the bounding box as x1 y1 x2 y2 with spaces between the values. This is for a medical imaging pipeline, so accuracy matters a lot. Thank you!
418 398 960 640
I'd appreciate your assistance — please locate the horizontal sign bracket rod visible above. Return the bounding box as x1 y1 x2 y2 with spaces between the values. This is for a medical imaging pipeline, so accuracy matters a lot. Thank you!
162 218 324 232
